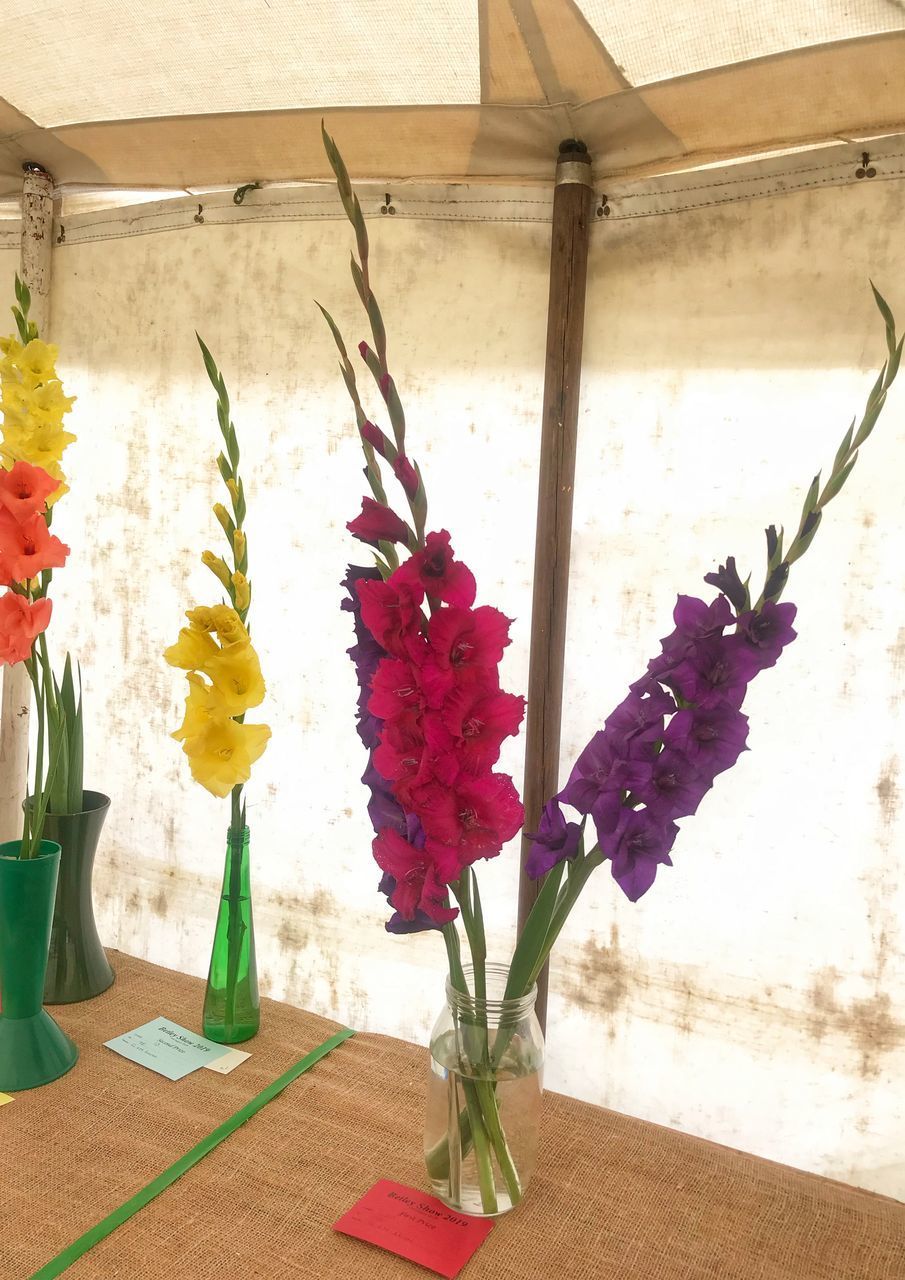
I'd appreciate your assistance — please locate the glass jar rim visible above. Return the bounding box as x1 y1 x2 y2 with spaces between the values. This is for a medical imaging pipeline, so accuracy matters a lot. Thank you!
445 963 538 1021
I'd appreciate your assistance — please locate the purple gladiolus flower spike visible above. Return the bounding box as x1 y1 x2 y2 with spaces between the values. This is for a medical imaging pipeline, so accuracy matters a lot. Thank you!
668 635 761 709
560 732 652 816
735 601 798 670
343 566 388 748
663 705 749 777
341 565 382 641
667 594 735 650
525 799 583 879
638 594 736 688
603 808 679 902
604 686 675 761
636 747 712 821
363 757 407 834
558 732 612 814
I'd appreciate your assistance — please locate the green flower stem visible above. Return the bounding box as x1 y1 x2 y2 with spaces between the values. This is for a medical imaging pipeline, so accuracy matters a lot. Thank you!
224 797 247 1035
503 858 567 1003
9 286 81 833
197 335 253 622
461 1078 498 1214
427 845 606 1193
321 125 427 550
525 848 605 991
20 649 66 860
755 288 902 609
451 872 487 1007
475 1077 522 1205
438 904 526 1209
21 656 44 859
439 921 504 1210
196 339 257 1035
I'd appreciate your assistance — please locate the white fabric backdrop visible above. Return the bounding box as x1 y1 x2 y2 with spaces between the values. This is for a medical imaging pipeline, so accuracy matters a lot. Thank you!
2 173 902 1197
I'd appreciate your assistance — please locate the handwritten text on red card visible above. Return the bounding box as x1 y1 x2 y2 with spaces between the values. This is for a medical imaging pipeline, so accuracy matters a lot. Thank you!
333 1179 494 1278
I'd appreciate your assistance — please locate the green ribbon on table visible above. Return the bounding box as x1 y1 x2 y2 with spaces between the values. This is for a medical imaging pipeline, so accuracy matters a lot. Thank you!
30 1027 355 1280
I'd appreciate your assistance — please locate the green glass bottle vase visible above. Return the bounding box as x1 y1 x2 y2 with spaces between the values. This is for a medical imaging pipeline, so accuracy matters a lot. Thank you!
0 840 79 1090
202 825 259 1044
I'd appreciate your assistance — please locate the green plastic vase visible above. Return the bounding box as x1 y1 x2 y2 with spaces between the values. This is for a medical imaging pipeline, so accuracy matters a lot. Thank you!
42 791 115 1004
0 840 79 1090
202 825 259 1044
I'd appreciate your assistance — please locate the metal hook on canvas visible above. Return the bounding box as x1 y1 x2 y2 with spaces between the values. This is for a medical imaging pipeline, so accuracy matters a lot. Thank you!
233 182 262 206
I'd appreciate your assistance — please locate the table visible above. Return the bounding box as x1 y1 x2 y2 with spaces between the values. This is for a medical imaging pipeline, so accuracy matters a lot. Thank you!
4 952 903 1279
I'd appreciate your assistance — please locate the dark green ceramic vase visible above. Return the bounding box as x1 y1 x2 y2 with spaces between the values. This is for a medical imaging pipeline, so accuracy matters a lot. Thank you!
42 791 114 1004
0 840 79 1090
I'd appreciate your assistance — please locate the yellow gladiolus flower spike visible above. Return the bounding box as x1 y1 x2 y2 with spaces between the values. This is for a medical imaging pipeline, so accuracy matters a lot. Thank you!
2 416 77 467
231 571 251 612
2 366 75 419
203 639 265 715
212 502 233 538
15 339 60 386
182 717 271 799
164 625 219 671
209 604 248 646
30 379 77 416
172 672 230 743
185 605 217 634
0 335 24 361
201 550 233 591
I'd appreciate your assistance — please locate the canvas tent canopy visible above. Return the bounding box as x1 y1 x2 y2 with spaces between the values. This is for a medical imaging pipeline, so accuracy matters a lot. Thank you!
1 0 904 1208
2 1 905 196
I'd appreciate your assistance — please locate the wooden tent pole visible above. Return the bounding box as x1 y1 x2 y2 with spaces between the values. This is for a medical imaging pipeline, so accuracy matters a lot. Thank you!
518 141 593 1029
0 163 54 842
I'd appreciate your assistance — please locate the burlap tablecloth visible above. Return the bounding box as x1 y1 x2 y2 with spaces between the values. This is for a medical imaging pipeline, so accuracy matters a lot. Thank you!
3 951 902 1279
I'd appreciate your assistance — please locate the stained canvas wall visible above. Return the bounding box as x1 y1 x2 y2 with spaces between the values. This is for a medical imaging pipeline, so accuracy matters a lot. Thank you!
2 175 902 1198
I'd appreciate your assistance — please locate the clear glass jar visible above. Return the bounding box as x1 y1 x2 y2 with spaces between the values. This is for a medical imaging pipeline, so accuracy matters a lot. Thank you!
424 963 544 1216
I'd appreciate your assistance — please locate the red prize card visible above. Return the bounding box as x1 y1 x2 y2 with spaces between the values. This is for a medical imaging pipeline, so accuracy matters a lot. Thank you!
334 1179 495 1278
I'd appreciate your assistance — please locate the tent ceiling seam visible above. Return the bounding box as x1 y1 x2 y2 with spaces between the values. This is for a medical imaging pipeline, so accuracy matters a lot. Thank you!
3 139 904 243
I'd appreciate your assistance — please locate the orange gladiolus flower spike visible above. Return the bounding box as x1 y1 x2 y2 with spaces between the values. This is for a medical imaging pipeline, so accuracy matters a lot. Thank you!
0 461 59 523
0 510 69 584
0 592 52 665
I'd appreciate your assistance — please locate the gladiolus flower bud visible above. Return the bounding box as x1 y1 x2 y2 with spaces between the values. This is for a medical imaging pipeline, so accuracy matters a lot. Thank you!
212 502 233 538
232 571 250 611
347 497 410 547
361 420 391 458
233 529 247 562
201 550 232 591
226 478 240 504
393 454 419 500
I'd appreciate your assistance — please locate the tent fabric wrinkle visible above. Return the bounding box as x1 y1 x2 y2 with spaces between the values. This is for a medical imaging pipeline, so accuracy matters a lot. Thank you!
0 3 903 194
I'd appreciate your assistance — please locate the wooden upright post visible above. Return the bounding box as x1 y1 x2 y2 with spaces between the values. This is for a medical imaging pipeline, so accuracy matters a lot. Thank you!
0 163 54 842
518 142 593 1028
